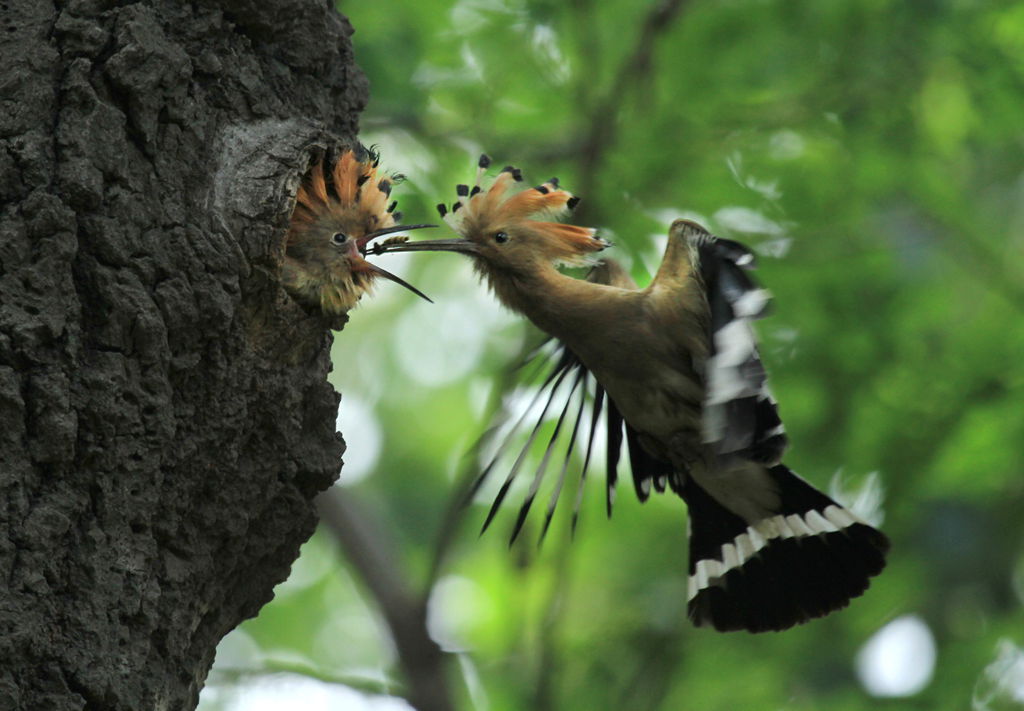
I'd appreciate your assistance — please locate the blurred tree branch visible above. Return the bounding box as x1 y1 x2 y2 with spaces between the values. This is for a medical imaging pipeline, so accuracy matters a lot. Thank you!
316 332 552 711
533 540 573 711
318 491 455 711
575 0 690 213
361 0 690 198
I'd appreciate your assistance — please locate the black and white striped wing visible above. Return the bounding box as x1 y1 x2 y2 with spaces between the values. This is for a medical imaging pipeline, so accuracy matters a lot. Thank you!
693 236 788 464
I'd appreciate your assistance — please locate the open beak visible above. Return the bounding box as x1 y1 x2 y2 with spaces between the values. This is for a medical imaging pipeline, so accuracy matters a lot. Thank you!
358 223 438 253
348 242 434 303
364 262 434 303
369 238 481 256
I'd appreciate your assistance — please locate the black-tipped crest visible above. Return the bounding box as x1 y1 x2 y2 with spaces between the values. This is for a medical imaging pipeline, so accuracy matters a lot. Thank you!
501 165 523 181
376 155 601 269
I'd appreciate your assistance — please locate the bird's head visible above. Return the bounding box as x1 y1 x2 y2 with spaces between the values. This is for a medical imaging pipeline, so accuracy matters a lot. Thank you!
283 147 435 314
373 155 607 278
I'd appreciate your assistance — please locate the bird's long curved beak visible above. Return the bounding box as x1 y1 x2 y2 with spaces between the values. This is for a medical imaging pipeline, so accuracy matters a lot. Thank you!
370 238 481 255
347 241 434 303
358 223 438 251
364 262 434 303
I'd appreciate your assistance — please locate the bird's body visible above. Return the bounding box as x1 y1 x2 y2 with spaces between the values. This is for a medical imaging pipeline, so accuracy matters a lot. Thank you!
383 157 888 633
517 257 706 449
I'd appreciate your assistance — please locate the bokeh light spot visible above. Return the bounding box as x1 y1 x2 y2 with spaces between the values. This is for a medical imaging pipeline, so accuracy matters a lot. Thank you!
856 614 936 697
336 394 383 486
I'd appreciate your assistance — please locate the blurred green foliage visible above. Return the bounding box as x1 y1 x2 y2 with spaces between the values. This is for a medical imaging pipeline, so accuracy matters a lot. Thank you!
201 0 1024 709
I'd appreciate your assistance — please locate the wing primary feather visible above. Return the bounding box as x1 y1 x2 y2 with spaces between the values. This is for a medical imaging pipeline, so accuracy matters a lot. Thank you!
538 372 589 545
605 397 625 518
516 338 560 379
509 367 587 544
625 426 673 501
571 381 605 537
461 437 519 516
480 365 573 534
696 235 788 464
465 356 566 512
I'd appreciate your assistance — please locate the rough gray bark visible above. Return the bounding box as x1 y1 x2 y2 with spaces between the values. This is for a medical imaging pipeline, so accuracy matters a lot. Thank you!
0 0 366 708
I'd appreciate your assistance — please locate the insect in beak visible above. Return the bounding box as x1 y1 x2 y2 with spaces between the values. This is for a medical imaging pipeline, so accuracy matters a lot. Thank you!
358 223 438 254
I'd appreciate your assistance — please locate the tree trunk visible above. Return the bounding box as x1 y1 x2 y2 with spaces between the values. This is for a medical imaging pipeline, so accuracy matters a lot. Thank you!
0 0 366 708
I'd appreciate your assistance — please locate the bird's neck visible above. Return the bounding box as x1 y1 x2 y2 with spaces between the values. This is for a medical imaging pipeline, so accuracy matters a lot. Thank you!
479 259 621 343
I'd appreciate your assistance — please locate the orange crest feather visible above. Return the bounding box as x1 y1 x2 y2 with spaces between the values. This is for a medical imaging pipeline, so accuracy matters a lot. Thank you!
290 147 399 242
438 155 601 264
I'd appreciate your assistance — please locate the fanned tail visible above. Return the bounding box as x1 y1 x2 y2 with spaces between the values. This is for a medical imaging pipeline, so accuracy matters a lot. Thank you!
684 463 889 633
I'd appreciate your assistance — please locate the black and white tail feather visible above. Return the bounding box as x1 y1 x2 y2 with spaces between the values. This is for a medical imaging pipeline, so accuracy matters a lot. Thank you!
468 231 889 633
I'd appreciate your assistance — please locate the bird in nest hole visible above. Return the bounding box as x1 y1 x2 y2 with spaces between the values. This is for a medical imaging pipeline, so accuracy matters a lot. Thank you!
282 146 435 316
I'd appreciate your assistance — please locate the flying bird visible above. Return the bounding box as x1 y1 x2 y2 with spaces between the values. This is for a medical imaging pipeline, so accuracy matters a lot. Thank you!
377 155 890 633
283 147 435 315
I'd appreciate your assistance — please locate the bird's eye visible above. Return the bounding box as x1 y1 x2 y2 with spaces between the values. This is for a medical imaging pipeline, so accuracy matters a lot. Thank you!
332 232 348 245
494 231 509 244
